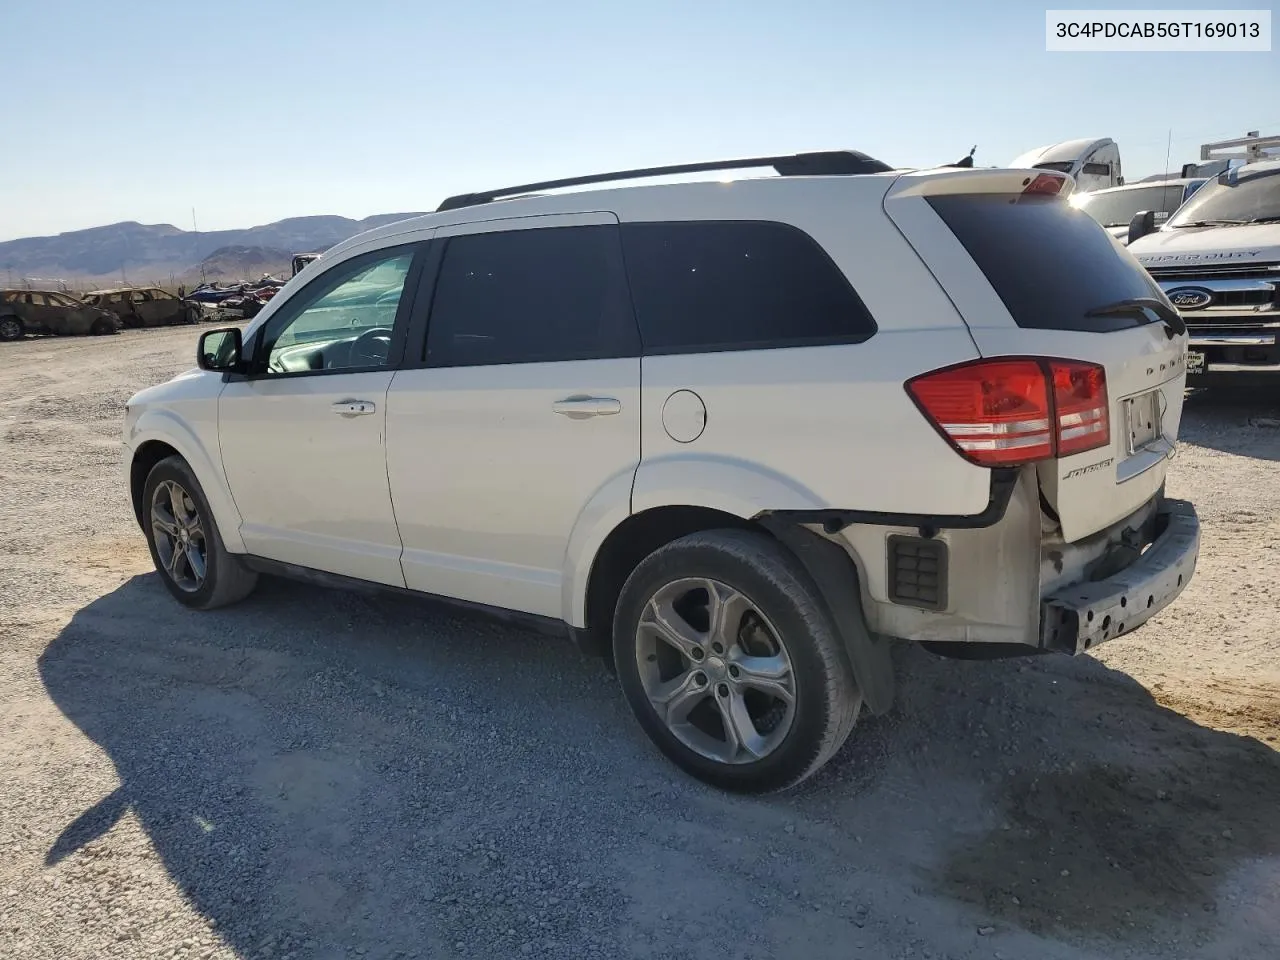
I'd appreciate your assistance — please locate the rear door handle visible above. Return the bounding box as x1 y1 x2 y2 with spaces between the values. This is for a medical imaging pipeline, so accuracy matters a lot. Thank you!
552 396 621 419
331 399 377 417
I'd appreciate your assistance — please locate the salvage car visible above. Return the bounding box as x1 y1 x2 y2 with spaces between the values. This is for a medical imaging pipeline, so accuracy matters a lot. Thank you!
83 287 198 328
0 289 121 341
124 150 1200 793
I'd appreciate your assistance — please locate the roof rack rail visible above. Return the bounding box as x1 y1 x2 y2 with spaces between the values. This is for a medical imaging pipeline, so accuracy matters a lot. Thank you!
435 150 894 212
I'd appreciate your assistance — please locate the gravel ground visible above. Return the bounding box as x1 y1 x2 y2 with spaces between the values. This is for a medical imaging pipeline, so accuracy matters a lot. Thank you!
1 327 1278 960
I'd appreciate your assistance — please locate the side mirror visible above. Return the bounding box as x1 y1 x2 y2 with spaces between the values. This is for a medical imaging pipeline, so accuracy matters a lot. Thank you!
1128 210 1157 245
197 327 243 373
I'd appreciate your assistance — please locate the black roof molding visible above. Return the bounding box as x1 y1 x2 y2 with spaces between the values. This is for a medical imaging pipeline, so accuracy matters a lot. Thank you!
436 150 894 212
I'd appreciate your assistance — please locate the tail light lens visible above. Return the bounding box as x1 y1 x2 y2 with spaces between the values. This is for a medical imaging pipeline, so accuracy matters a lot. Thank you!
1023 173 1067 196
1052 360 1110 456
906 358 1109 467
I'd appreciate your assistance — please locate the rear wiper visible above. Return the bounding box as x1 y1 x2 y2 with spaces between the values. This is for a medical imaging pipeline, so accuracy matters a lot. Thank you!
1172 218 1248 227
1085 297 1186 339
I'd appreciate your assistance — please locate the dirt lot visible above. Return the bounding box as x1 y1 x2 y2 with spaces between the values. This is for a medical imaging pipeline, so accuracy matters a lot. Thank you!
2 327 1279 960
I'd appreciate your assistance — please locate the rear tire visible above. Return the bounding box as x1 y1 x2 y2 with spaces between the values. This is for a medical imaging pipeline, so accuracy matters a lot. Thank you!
0 316 24 342
142 455 258 610
613 529 861 793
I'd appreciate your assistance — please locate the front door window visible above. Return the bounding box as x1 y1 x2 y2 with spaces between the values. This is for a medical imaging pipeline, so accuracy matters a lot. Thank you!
260 249 415 375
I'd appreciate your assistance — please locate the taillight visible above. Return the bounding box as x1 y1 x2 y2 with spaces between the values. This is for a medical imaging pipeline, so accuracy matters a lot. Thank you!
1023 173 1067 196
1051 360 1110 456
906 358 1109 467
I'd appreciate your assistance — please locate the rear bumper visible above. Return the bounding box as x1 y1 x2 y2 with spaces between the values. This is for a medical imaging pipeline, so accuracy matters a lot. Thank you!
1039 498 1199 655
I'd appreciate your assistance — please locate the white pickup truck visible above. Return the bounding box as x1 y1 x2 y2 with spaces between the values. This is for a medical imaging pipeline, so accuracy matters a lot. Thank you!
1128 159 1280 385
1071 178 1207 244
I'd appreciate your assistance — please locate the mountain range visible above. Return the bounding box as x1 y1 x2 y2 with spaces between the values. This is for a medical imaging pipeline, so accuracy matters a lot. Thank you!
0 213 428 286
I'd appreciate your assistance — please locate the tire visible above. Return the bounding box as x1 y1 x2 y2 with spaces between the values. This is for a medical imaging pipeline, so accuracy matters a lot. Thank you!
142 455 258 610
90 317 116 336
0 315 24 342
613 529 861 793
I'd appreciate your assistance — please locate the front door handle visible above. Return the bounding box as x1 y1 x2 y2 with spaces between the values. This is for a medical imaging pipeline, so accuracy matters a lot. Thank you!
331 399 377 417
552 396 622 419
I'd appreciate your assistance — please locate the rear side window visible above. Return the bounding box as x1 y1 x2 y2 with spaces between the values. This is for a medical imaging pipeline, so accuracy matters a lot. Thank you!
928 194 1163 333
425 225 638 367
620 221 875 354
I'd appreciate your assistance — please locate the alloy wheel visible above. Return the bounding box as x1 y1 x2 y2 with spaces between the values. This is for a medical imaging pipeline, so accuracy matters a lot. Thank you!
150 480 208 592
635 577 796 764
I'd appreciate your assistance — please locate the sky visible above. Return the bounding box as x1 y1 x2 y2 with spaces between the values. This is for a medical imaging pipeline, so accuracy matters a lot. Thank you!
1 0 1277 242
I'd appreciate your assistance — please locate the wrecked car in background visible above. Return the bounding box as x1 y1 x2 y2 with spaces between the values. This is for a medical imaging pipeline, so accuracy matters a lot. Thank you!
185 283 246 304
83 287 199 328
0 289 121 342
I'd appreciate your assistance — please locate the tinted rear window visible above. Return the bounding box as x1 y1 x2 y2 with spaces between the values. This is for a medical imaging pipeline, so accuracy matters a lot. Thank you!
928 194 1163 333
620 221 875 354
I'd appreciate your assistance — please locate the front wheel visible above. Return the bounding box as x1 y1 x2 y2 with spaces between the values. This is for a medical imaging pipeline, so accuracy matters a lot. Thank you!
613 529 861 793
0 316 23 342
142 455 258 609
90 317 116 336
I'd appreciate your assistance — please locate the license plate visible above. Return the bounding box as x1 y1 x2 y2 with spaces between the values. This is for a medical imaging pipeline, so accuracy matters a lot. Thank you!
1186 351 1205 374
1125 390 1161 453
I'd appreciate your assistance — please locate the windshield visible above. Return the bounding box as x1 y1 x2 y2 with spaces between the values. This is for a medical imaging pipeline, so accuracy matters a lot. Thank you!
1167 168 1280 227
1034 161 1075 173
1073 185 1188 227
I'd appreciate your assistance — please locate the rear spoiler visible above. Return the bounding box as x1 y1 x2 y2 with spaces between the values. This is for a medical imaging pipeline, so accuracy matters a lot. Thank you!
885 167 1077 200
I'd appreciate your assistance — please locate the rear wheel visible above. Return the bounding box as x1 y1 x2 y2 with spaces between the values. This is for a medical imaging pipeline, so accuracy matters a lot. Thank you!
142 456 258 609
0 316 23 342
613 529 861 793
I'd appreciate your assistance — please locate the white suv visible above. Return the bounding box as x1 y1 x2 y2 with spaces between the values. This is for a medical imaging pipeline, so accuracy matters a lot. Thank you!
123 151 1201 792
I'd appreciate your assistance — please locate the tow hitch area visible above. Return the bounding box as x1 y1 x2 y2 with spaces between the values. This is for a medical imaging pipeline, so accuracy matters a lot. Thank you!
1040 499 1199 654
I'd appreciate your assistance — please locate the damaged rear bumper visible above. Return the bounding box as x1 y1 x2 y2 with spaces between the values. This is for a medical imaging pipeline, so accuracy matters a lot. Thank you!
1040 498 1199 655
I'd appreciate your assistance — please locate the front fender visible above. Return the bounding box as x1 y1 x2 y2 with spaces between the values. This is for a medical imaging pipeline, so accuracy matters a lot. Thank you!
128 407 245 554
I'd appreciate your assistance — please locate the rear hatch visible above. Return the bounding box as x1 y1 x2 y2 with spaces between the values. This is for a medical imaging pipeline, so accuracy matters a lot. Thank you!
885 169 1187 542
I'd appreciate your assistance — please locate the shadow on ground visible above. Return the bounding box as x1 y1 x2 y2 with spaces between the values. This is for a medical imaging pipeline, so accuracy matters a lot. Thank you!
1181 387 1280 461
38 573 1280 959
907 652 1280 941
